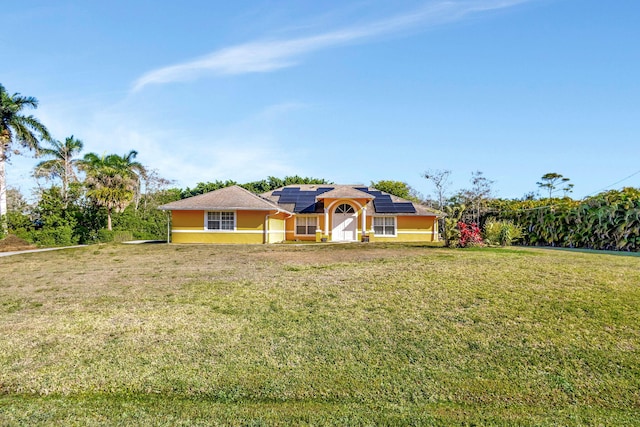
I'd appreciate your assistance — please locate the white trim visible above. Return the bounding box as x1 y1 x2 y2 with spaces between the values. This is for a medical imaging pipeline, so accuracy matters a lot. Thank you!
173 229 263 234
204 210 236 231
396 231 435 235
160 207 290 212
325 199 363 212
331 202 358 242
373 216 397 237
294 215 319 236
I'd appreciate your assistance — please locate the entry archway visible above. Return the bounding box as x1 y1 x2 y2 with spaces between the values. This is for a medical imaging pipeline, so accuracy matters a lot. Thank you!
332 203 357 241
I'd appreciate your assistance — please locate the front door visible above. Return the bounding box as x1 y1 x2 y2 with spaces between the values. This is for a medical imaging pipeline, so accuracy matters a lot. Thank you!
332 204 357 241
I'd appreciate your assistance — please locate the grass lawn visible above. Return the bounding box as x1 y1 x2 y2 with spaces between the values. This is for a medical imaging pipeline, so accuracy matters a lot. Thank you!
0 243 638 426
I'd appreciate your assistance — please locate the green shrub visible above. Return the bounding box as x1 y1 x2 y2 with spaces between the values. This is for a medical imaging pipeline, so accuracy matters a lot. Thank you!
94 230 132 243
483 219 523 246
97 229 114 243
113 230 133 242
28 226 77 247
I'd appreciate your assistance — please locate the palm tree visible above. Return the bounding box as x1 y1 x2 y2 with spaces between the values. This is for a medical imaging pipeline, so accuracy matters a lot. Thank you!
34 135 84 203
1 83 50 231
80 150 146 231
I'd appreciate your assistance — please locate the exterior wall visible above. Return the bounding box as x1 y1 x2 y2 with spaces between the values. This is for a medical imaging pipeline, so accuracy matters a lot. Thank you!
285 214 321 242
171 231 264 244
367 215 438 242
172 210 205 231
168 206 439 244
170 209 282 244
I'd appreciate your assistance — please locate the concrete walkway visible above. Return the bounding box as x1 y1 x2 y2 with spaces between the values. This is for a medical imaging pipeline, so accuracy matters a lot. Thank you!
0 245 87 258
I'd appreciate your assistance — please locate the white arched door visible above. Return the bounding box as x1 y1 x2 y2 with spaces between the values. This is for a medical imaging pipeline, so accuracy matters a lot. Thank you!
332 203 357 242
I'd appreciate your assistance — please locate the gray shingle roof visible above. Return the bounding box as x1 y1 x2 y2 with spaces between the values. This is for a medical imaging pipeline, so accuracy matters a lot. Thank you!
158 185 288 212
159 184 442 217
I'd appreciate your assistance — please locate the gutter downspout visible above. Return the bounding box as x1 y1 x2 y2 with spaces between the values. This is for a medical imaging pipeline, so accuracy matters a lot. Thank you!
166 211 171 243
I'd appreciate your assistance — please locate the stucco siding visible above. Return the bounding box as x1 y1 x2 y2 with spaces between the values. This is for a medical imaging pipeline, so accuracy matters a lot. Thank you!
236 210 265 231
172 210 205 230
171 232 264 244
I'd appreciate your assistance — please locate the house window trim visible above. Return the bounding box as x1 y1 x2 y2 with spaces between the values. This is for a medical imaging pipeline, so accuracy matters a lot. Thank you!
204 210 236 231
335 203 356 214
295 215 318 236
373 216 397 237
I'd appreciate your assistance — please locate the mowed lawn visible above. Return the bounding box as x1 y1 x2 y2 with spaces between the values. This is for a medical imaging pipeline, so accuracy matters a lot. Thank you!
0 243 638 426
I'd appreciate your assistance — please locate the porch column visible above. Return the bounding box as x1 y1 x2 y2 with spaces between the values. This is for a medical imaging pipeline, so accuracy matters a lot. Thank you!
324 208 329 236
361 207 367 235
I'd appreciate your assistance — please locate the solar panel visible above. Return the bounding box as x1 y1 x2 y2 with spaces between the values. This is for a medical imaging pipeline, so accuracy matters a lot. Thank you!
274 185 417 214
394 203 416 213
375 207 396 213
297 204 318 213
292 191 319 213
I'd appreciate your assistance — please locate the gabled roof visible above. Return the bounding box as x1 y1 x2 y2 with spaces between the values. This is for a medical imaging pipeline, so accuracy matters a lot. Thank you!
158 185 289 212
262 185 441 216
316 186 374 200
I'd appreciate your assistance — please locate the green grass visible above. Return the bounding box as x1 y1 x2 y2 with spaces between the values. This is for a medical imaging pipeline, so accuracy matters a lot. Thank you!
1 243 639 425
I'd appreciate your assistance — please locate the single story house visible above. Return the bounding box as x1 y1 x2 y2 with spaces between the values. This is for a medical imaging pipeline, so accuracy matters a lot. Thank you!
158 184 441 244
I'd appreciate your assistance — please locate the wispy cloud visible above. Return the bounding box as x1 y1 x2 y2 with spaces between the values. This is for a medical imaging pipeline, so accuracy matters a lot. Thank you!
131 0 532 91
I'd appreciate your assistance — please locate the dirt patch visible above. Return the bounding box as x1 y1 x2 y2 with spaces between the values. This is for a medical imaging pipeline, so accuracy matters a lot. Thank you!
0 235 36 252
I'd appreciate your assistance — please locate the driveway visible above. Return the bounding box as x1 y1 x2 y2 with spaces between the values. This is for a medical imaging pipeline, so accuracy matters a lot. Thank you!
0 245 87 258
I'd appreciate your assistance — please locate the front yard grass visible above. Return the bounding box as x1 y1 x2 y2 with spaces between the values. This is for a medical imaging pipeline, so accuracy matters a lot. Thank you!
0 243 638 425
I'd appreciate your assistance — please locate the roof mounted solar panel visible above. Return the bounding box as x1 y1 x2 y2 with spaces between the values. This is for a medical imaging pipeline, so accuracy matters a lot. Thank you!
281 187 300 193
297 203 318 213
294 201 317 213
279 197 298 204
373 201 396 212
292 191 318 213
394 203 416 213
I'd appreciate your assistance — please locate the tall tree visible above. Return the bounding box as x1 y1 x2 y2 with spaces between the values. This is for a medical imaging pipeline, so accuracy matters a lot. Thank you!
80 150 146 231
371 180 421 202
423 169 452 209
459 171 494 224
0 83 50 231
537 172 571 199
34 135 84 203
423 169 452 246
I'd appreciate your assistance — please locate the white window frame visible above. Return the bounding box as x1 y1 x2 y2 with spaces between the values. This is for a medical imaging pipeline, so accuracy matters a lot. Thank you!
205 211 236 231
335 203 356 214
373 216 397 237
295 215 318 236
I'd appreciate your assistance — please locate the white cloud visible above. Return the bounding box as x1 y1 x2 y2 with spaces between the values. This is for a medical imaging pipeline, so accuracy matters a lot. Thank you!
132 0 534 91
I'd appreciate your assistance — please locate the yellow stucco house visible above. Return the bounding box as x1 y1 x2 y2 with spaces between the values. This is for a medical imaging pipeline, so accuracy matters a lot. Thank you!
158 184 441 244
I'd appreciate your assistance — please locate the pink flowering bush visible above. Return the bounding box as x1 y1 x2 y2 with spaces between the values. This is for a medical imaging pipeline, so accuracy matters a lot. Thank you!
457 222 483 247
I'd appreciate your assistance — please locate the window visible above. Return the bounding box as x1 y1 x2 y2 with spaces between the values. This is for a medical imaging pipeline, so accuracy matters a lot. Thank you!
335 204 355 213
296 216 317 235
373 216 396 236
206 211 235 230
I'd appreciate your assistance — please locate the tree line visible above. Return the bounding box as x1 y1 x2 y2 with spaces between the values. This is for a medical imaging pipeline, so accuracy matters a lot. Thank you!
422 169 639 251
2 83 638 251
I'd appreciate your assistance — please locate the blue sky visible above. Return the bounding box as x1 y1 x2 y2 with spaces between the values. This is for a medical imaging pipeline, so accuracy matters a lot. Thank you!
2 0 639 201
